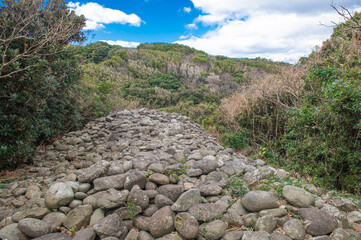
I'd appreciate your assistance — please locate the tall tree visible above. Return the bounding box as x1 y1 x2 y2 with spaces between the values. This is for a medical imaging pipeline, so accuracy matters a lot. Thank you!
0 0 86 168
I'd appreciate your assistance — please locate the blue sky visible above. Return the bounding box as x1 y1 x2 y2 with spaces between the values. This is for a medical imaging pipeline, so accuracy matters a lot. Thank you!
68 0 361 62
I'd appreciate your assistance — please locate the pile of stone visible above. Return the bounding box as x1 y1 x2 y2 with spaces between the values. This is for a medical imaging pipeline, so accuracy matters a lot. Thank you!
0 109 360 240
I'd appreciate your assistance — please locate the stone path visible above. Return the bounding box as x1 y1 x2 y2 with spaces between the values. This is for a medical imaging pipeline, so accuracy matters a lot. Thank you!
0 109 360 240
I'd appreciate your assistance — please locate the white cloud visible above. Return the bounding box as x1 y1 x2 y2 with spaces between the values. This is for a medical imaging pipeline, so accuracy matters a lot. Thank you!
101 40 140 48
184 7 192 13
68 2 143 30
186 23 198 29
178 0 361 62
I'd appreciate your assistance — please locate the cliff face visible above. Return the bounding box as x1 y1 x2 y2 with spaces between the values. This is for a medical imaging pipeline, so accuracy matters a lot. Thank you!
0 109 359 240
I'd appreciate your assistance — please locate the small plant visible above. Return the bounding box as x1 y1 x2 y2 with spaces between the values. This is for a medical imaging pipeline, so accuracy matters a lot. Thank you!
200 227 208 237
127 201 137 222
69 226 77 236
286 208 301 219
226 175 248 197
175 216 183 227
167 158 189 181
146 170 153 181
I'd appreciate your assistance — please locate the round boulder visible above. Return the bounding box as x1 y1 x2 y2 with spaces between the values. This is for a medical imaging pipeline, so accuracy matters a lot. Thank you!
242 191 279 212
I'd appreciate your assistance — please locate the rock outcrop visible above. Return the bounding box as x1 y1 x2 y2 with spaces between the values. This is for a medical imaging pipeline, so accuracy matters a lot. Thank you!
0 109 360 240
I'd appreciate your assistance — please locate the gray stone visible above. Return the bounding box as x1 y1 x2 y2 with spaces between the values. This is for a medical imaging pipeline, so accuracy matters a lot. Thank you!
255 214 277 233
155 194 174 208
143 204 158 217
64 204 93 229
283 185 315 208
299 207 337 236
0 223 22 240
188 203 227 222
192 160 218 174
32 233 72 240
174 212 199 239
124 229 138 240
283 219 306 240
18 207 51 221
259 208 288 218
108 162 125 175
97 188 128 209
124 171 147 190
135 216 150 231
186 168 203 177
78 183 92 193
171 188 202 212
18 218 51 238
93 174 127 191
242 231 270 240
138 230 154 240
332 228 361 240
115 205 142 220
269 232 292 240
145 189 158 199
149 206 175 238
221 213 244 227
89 208 105 226
45 182 74 209
73 228 96 240
347 211 361 223
157 184 184 202
222 230 244 240
25 185 41 199
75 192 88 200
69 199 83 209
227 198 248 216
128 188 149 210
199 184 222 196
93 213 128 239
42 212 67 232
199 220 227 239
83 191 103 209
242 191 279 212
78 160 110 183
149 173 170 185
330 198 359 212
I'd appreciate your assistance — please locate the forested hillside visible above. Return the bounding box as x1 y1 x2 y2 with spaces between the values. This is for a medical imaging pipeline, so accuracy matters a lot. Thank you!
74 42 287 118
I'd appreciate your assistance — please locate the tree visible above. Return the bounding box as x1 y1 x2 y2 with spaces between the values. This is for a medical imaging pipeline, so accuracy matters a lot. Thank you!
0 0 86 168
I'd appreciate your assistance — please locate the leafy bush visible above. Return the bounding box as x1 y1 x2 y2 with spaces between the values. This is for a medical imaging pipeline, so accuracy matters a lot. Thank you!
0 0 86 169
283 66 361 193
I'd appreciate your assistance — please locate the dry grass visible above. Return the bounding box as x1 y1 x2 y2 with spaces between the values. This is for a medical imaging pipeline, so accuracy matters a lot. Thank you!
219 64 308 132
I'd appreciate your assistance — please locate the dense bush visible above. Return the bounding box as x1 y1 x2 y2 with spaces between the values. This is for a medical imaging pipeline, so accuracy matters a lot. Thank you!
0 0 86 169
283 66 361 193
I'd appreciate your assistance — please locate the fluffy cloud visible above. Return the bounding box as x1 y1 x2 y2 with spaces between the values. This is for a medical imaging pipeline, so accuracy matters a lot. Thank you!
101 40 140 48
177 0 360 62
184 7 192 13
68 2 143 30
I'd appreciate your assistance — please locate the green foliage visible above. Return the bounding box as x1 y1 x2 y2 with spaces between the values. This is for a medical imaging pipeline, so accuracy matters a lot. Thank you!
221 131 250 150
150 73 181 90
137 42 202 55
75 41 114 64
226 176 249 197
0 0 86 169
283 66 361 193
192 54 210 63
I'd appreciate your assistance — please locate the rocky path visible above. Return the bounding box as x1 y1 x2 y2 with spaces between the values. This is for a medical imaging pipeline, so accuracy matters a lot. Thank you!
0 109 360 240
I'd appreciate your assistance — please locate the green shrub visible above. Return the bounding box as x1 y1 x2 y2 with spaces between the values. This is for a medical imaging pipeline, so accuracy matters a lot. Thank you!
0 0 85 169
283 66 361 193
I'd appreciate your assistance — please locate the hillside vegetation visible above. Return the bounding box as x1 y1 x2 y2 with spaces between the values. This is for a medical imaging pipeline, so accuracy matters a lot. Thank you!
74 42 286 119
